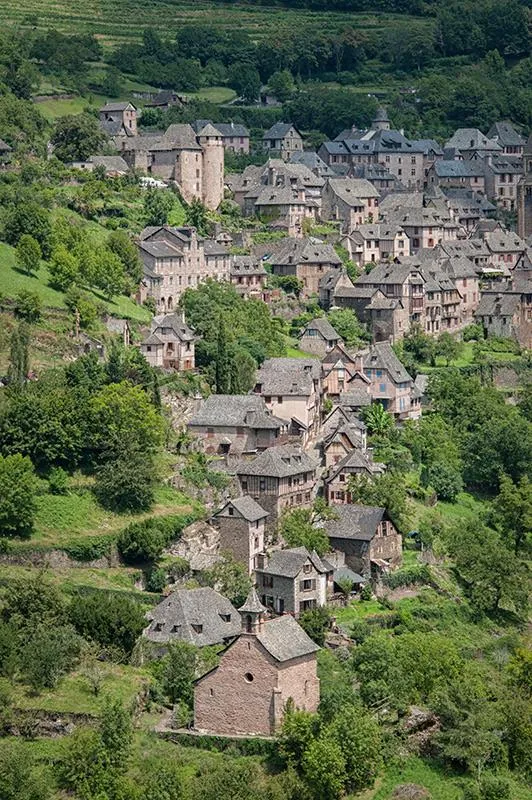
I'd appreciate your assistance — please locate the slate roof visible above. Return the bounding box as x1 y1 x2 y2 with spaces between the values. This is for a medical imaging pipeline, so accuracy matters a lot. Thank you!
484 230 526 253
326 177 380 204
139 240 182 258
487 156 524 175
289 150 335 176
151 311 195 342
254 185 304 206
433 160 485 178
144 588 240 646
445 128 501 152
325 448 383 482
199 121 249 137
189 395 285 430
0 138 12 152
100 101 135 112
221 496 269 522
230 256 267 276
410 138 444 156
487 121 525 147
88 155 129 173
236 445 317 478
476 292 521 318
239 587 267 614
378 192 424 214
257 546 329 578
263 122 300 140
318 504 386 541
256 614 320 661
301 317 341 341
363 341 412 384
333 567 365 585
355 261 424 288
267 237 342 268
255 357 320 396
339 390 371 408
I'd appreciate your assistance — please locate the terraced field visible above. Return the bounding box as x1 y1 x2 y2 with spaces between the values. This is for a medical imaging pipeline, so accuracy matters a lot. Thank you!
7 0 430 47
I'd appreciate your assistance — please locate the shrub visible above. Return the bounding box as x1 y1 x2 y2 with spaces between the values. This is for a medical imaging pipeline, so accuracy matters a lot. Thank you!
382 565 432 590
48 467 69 495
360 584 373 601
69 592 145 656
13 290 41 323
21 624 82 689
146 567 167 593
427 462 463 502
117 514 194 565
94 452 155 513
298 606 333 647
62 535 114 562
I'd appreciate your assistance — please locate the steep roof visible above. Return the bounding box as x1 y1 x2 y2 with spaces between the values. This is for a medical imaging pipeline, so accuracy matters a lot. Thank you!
255 357 320 396
445 128 501 152
267 237 342 268
483 230 526 253
256 614 320 661
236 445 317 478
476 292 521 318
327 177 380 204
150 311 194 342
257 546 329 578
289 150 335 176
319 504 386 541
363 341 412 384
325 448 383 482
433 160 485 178
144 588 240 646
487 121 526 148
189 395 285 430
100 101 134 112
263 122 300 139
301 317 341 341
88 155 129 173
239 587 267 614
224 496 269 522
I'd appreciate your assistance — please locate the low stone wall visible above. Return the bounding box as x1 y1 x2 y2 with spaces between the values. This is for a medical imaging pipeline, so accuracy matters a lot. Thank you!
0 549 118 570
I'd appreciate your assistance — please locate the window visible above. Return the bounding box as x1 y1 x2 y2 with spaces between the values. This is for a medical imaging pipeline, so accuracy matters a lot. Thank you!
339 474 345 482
244 672 254 682
241 481 248 491
219 613 231 622
191 624 203 633
300 579 316 591
146 346 152 352
380 383 386 392
277 396 283 403
303 563 312 574
209 688 214 696
376 370 382 377
263 574 274 587
154 622 163 631
411 169 416 176
259 479 266 490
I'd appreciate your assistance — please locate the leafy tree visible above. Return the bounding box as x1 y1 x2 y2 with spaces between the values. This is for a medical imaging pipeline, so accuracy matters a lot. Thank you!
57 727 110 800
362 403 394 437
22 623 82 689
201 556 251 606
48 245 79 291
267 69 296 101
447 520 529 615
94 447 156 512
275 275 304 297
227 62 261 102
348 472 409 533
279 507 330 557
51 113 106 162
90 248 126 299
143 190 174 226
214 314 231 394
7 322 30 388
426 461 463 502
4 201 52 258
100 697 133 771
184 198 209 235
157 641 198 707
279 707 320 767
117 518 169 563
0 453 37 538
301 735 347 800
0 741 51 800
327 705 382 793
64 286 98 330
69 592 145 656
490 474 531 554
15 234 41 276
14 290 41 323
298 606 332 647
1 572 66 630
435 331 462 366
107 229 142 284
140 760 185 800
327 308 367 347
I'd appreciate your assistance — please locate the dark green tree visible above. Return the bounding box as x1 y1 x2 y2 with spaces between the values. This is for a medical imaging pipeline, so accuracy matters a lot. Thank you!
215 314 231 394
51 113 106 162
15 234 41 276
0 453 37 538
69 592 145 656
7 323 30 388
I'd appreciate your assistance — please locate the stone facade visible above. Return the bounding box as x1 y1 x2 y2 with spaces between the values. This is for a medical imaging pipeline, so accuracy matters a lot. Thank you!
255 549 329 615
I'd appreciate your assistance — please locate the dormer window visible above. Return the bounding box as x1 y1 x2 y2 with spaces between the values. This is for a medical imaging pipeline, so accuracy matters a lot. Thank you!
191 624 203 634
154 622 163 632
228 506 234 516
219 614 231 623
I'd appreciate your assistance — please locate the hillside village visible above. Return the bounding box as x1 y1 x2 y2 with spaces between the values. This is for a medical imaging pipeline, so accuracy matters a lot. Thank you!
0 11 531 800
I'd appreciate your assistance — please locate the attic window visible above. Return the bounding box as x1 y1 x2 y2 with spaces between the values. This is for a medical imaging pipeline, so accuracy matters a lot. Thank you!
219 613 231 623
171 624 181 633
154 622 163 632
228 506 234 516
191 624 203 634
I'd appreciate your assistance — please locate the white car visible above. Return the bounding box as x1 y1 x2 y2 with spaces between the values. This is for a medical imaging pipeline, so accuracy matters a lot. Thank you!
139 176 168 189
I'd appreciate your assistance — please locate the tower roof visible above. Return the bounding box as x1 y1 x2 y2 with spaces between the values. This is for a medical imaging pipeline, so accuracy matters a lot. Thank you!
239 587 267 614
374 106 390 122
198 123 223 138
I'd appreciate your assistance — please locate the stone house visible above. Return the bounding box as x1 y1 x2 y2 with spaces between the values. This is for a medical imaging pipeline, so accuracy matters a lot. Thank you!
426 160 486 193
266 238 342 299
437 239 491 272
120 122 224 210
355 342 419 419
193 121 250 154
262 123 303 161
138 226 231 311
321 403 367 441
341 223 410 266
482 230 527 271
324 449 385 503
319 504 402 579
144 90 186 111
354 260 427 330
99 101 137 138
298 318 342 357
253 358 322 443
418 263 462 333
323 419 368 468
104 317 131 346
140 311 195 370
487 122 526 158
143 588 240 648
194 590 320 736
255 547 331 615
211 496 269 574
384 208 451 253
72 155 130 176
236 445 318 526
230 256 268 298
517 134 532 239
484 156 523 211
475 271 532 349
321 177 380 232
442 256 480 327
188 395 288 457
320 343 368 401
253 184 308 237
444 128 501 160
318 268 356 309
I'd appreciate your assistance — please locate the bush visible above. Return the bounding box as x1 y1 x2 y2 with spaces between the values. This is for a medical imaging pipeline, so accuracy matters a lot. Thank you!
360 584 373 601
146 567 167 593
382 565 432 590
48 467 69 495
69 592 145 656
21 624 82 689
0 454 37 539
13 290 41 323
63 535 114 562
427 462 463 502
94 452 155 513
298 606 332 647
117 514 193 565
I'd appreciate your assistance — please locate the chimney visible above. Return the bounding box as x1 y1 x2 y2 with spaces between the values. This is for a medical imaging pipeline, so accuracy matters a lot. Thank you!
268 165 277 186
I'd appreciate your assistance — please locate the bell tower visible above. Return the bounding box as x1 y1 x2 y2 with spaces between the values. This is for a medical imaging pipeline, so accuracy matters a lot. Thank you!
238 588 266 635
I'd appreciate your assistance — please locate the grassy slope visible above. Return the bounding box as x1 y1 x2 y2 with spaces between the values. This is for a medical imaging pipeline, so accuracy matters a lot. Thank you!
6 2 429 46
